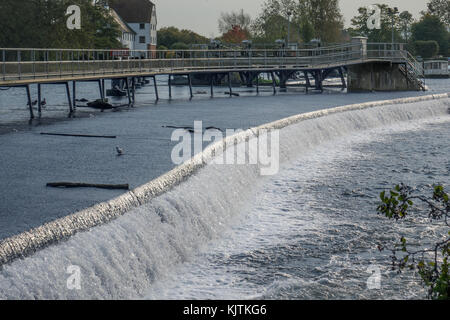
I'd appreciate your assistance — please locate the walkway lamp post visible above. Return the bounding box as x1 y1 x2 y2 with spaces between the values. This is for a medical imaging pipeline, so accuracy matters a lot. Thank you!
287 11 292 47
388 7 399 46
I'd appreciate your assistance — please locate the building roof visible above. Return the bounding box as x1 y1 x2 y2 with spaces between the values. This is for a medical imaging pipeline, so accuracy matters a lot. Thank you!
109 0 155 23
110 8 136 35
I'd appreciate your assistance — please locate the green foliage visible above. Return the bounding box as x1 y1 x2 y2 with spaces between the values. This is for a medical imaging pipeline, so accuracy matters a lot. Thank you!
299 18 315 44
414 40 440 58
412 14 449 56
350 4 403 43
251 0 343 44
426 0 450 27
170 42 189 50
297 0 344 43
157 27 209 49
377 184 450 300
399 11 414 42
0 0 122 49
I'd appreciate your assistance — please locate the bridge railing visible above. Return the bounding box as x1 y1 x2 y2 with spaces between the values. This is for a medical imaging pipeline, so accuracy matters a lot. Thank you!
0 43 408 83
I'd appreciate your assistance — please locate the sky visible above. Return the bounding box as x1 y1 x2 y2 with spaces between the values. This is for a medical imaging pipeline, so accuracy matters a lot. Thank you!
153 0 428 37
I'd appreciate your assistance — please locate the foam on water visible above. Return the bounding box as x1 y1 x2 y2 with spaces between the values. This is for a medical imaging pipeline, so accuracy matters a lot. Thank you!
144 116 450 300
0 95 448 299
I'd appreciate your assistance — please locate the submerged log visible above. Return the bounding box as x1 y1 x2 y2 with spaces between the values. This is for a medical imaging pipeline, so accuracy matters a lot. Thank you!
47 182 129 190
224 92 240 97
40 133 117 139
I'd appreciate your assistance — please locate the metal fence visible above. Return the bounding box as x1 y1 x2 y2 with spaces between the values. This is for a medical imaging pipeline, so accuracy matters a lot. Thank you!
0 42 412 83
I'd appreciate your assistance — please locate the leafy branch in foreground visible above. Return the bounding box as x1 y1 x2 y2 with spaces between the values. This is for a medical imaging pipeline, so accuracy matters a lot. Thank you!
377 184 449 300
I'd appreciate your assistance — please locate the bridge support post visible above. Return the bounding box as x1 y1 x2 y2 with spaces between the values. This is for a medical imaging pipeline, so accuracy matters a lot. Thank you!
168 75 172 99
210 74 214 97
256 73 259 94
277 71 291 90
228 72 232 97
132 78 136 103
98 80 104 100
72 81 76 110
188 74 193 99
25 84 34 119
153 76 159 101
38 83 42 116
339 67 347 90
65 82 73 114
270 72 276 95
313 70 323 92
102 79 105 99
304 72 310 93
125 77 132 107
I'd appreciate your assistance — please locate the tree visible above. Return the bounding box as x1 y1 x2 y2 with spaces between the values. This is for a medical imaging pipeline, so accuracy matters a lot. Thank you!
218 9 252 35
170 42 189 50
399 11 414 42
414 40 440 58
299 18 315 44
296 0 344 43
0 0 122 49
377 184 449 300
157 27 208 49
252 0 343 44
251 0 298 43
221 25 249 44
425 0 450 27
412 14 449 56
350 4 402 43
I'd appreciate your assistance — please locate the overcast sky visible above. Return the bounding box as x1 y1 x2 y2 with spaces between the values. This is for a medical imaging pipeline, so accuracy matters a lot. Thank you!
153 0 428 37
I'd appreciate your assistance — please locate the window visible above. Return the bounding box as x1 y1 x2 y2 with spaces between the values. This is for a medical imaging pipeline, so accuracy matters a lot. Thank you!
140 23 145 30
139 36 146 44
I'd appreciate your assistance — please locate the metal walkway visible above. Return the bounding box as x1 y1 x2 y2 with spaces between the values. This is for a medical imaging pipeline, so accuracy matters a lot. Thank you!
0 42 425 118
0 43 423 85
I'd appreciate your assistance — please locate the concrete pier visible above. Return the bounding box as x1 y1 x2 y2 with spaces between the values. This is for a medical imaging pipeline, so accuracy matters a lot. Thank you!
347 62 422 92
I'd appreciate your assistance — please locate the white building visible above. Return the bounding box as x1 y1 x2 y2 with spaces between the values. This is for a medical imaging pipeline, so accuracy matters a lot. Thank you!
109 8 136 51
423 59 449 78
110 0 157 57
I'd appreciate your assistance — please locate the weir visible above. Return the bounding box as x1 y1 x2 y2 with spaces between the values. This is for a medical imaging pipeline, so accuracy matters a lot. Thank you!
0 94 448 287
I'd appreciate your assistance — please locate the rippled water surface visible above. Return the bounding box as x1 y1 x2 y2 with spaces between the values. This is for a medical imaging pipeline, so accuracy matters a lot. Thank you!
144 116 450 300
0 78 448 300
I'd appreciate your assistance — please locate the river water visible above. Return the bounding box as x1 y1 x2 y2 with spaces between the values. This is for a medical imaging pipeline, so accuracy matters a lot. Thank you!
144 115 450 300
0 84 448 299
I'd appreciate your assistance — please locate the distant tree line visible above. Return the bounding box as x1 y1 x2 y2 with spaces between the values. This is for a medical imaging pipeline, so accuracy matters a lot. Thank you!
1 0 448 60
156 27 208 50
348 0 449 58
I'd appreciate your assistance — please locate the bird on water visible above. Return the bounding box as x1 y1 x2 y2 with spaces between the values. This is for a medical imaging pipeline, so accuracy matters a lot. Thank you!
116 147 124 156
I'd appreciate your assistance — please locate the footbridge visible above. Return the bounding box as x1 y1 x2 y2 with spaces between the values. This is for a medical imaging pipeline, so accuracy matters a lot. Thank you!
0 38 425 119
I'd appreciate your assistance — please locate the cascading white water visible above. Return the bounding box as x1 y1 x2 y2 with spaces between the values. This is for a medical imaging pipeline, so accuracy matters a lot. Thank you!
0 95 448 299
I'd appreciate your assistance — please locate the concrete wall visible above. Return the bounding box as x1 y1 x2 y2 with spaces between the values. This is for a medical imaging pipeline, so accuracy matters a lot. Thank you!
347 62 420 92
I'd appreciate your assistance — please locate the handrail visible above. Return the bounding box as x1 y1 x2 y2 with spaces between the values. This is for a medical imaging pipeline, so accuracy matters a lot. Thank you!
0 43 424 86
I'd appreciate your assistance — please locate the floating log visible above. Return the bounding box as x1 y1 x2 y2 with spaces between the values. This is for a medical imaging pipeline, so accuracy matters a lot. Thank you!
224 92 240 97
87 99 114 109
40 133 117 139
46 182 129 190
